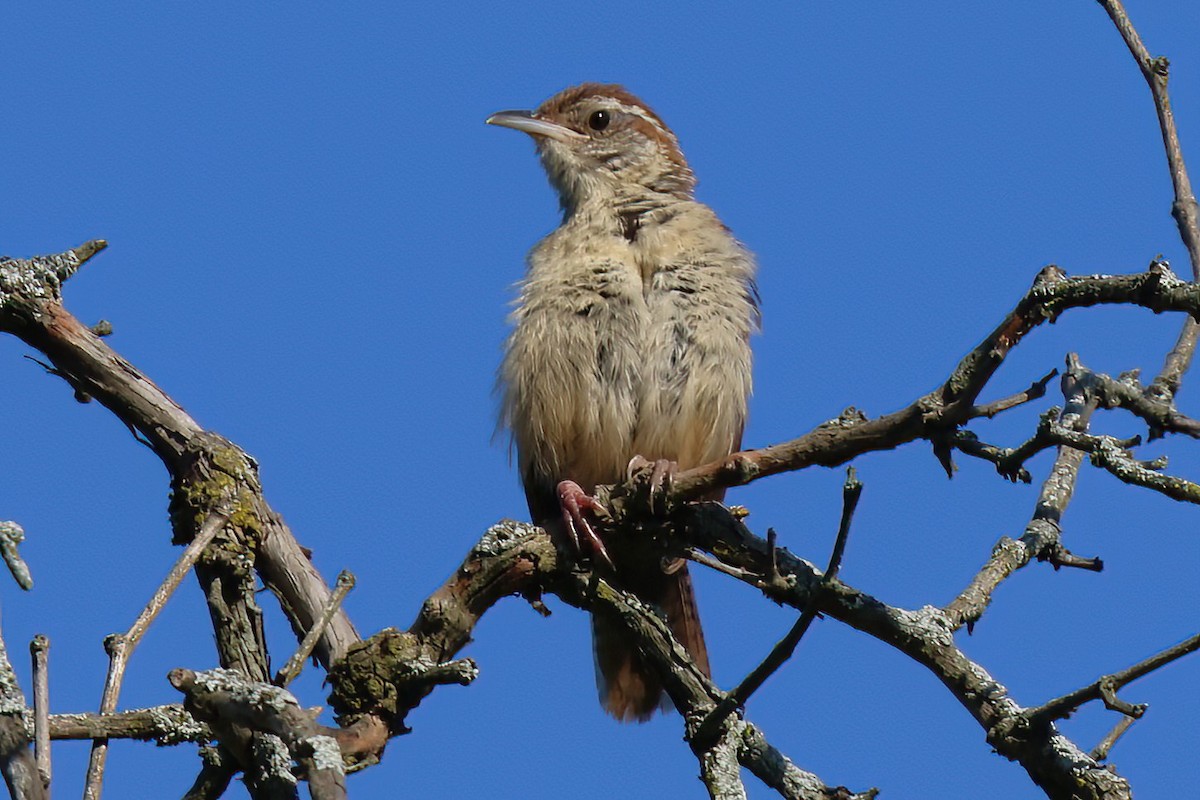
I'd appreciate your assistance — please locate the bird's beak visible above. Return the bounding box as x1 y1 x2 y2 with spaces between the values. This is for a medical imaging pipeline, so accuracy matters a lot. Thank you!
486 110 586 143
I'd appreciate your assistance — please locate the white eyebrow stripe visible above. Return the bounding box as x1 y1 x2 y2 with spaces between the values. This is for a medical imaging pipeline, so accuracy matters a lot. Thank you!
590 97 680 148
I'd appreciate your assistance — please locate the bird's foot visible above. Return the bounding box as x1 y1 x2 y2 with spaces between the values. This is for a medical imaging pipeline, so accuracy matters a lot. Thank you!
557 480 613 570
626 455 677 516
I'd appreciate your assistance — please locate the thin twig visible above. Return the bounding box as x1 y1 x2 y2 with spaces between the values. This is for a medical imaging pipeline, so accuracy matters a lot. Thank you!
1149 319 1199 402
663 261 1200 504
275 571 355 687
1098 1 1200 277
946 430 1032 484
693 469 863 746
765 527 780 585
1040 543 1104 572
1042 422 1200 504
685 548 758 582
1080 359 1200 439
0 613 43 799
82 510 228 800
1090 715 1137 762
1026 631 1200 725
944 362 1100 631
29 637 48 790
969 368 1058 419
1098 679 1146 717
1100 0 1200 400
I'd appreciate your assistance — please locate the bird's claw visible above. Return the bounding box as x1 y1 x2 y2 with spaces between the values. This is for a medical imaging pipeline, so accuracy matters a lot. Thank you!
626 455 677 516
557 480 614 570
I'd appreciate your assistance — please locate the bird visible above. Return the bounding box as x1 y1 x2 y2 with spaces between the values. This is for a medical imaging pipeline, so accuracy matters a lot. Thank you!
488 83 758 721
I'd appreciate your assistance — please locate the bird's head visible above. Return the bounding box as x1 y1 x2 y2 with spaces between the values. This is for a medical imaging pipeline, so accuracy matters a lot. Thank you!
487 83 695 214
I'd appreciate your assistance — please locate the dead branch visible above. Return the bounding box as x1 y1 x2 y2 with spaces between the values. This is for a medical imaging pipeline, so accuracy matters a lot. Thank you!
0 618 42 800
170 669 346 800
652 262 1200 506
1026 632 1200 726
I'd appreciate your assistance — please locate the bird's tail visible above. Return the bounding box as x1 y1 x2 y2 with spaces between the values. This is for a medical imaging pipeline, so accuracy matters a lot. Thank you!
592 562 710 721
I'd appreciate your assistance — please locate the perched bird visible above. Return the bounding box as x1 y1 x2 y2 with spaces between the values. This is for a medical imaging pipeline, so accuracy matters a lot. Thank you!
488 83 758 721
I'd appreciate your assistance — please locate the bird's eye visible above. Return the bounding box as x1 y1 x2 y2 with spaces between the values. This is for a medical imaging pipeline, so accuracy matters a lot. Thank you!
588 110 611 131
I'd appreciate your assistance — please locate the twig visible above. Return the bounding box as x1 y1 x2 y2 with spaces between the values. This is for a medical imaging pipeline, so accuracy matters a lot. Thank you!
992 407 1067 478
1040 543 1104 572
1026 631 1200 726
1041 422 1200 504
0 241 106 309
685 548 758 582
675 502 1131 797
1098 679 1145 717
969 368 1058 419
0 522 32 591
1090 715 1137 762
737 721 878 800
766 527 780 585
563 570 865 799
1080 360 1200 439
1098 2 1200 276
1149 319 1199 402
275 571 355 688
0 616 43 799
46 705 208 744
29 637 48 789
693 469 863 746
1100 0 1200 399
944 362 1099 631
82 510 227 800
946 430 1032 483
662 261 1200 505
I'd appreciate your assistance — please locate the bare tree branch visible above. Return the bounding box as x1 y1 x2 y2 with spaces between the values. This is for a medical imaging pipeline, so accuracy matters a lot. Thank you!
0 618 43 800
28 637 48 791
674 503 1130 799
1026 631 1200 726
944 360 1099 632
181 752 236 800
83 509 228 800
0 247 361 671
650 262 1200 507
1099 0 1200 403
170 669 346 800
0 5 1194 798
694 469 863 745
275 571 355 689
969 368 1058 419
43 705 209 744
1090 715 1137 763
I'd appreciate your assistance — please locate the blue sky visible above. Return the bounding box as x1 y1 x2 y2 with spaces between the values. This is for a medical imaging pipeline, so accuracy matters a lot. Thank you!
3 2 1199 797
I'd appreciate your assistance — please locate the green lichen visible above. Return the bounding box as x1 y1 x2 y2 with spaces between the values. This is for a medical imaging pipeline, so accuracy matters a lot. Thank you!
327 628 437 731
169 445 264 544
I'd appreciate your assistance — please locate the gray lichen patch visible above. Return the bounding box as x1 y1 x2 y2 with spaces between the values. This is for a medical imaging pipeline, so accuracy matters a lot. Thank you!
192 667 293 713
145 703 211 745
251 734 297 785
305 734 345 773
474 519 539 557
